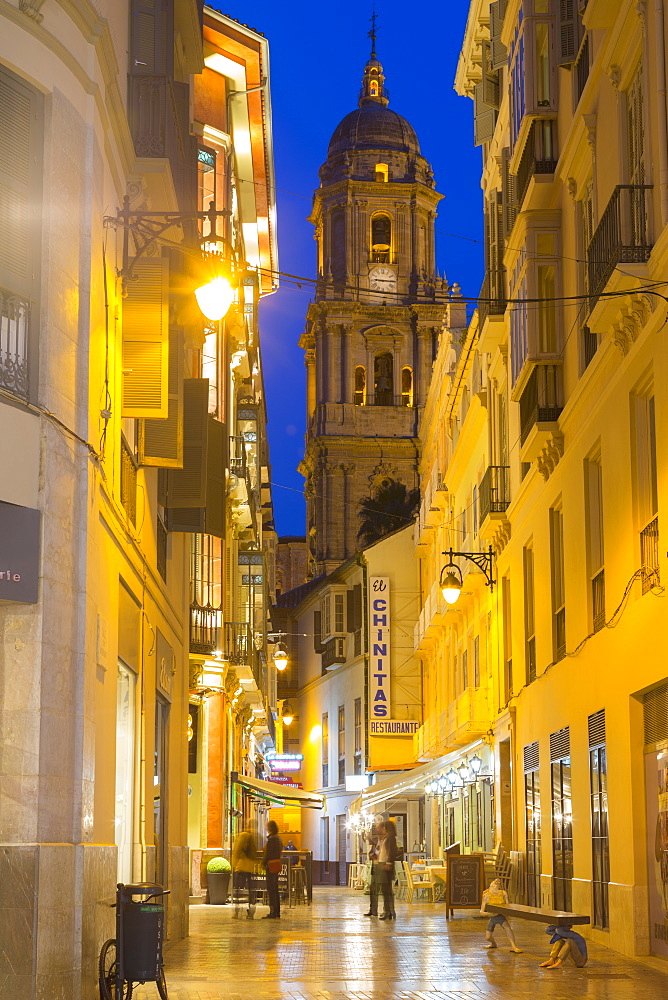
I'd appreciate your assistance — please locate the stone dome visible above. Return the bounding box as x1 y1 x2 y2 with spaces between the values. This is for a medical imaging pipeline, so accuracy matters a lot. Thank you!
327 102 421 158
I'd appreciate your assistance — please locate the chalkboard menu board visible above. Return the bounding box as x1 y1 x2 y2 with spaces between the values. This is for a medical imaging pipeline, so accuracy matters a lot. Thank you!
445 854 484 916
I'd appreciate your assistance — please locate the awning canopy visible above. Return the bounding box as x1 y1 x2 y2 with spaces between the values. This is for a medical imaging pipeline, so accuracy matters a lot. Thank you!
234 773 324 809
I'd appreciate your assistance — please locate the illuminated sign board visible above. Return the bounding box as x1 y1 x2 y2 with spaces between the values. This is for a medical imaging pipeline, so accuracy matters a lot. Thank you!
368 576 390 719
370 720 419 736
0 501 41 604
267 752 303 772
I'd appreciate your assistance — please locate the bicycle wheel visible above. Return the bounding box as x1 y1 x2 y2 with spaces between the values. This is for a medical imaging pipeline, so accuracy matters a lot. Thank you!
98 939 133 999
156 964 168 1000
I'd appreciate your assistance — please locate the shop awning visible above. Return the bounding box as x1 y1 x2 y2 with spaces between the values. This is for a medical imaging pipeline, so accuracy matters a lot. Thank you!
233 773 324 809
350 739 487 812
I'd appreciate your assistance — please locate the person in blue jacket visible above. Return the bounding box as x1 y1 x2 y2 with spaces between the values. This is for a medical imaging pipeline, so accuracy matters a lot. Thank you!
540 925 588 968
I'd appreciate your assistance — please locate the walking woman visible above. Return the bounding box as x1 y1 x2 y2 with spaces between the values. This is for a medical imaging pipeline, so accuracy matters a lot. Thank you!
262 819 283 918
232 828 257 919
364 819 398 920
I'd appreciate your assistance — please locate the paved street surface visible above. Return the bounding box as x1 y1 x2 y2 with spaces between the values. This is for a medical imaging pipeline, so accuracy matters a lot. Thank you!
134 888 667 1000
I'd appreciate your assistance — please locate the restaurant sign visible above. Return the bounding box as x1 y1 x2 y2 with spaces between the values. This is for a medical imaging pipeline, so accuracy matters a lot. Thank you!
0 501 41 604
370 720 419 736
368 576 390 719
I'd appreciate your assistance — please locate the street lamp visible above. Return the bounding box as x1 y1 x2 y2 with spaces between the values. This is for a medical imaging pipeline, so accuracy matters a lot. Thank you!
106 198 238 322
439 547 495 605
272 644 289 671
457 759 470 783
281 701 294 726
469 752 483 775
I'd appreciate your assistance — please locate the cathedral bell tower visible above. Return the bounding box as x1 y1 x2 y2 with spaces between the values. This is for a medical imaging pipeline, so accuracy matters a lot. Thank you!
300 44 457 578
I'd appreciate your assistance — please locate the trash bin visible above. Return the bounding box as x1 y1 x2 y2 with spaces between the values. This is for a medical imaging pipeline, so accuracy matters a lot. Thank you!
118 882 167 983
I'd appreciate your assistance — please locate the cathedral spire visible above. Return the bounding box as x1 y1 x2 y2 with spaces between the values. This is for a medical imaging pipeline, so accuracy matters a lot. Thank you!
359 8 389 107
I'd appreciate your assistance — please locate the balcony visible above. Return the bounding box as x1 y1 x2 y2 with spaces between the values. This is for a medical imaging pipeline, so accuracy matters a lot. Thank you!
414 579 445 653
189 604 220 655
223 621 262 687
322 636 346 670
516 119 558 208
641 516 660 594
587 185 653 307
477 269 506 353
0 287 29 400
574 34 590 109
519 364 563 461
229 435 258 533
479 466 510 526
128 76 194 208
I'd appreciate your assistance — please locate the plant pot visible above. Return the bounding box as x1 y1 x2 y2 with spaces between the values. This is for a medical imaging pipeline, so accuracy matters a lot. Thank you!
207 871 231 904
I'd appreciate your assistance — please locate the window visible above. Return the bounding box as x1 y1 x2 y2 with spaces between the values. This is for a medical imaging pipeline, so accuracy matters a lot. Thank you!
354 365 366 405
334 593 345 633
338 705 345 784
473 634 480 687
502 576 512 704
550 504 566 660
632 380 659 592
371 214 392 262
401 367 413 406
375 162 388 182
462 648 469 689
524 543 536 682
627 64 645 187
373 352 393 406
589 709 609 928
537 265 556 352
585 454 605 631
331 209 346 281
524 741 541 907
551 726 572 912
197 147 216 218
354 698 362 774
322 712 329 787
116 663 136 882
0 66 43 402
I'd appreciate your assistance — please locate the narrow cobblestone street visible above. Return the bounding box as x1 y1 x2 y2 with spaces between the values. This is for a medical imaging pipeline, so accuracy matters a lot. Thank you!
133 889 667 1000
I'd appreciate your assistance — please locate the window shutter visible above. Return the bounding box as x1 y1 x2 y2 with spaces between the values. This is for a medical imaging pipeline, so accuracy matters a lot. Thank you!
163 378 208 530
474 82 498 146
347 588 355 632
130 0 172 75
353 583 362 631
203 415 227 540
490 2 508 70
122 258 170 419
0 66 43 299
550 725 570 761
501 148 517 238
481 42 500 109
644 682 668 748
559 0 581 66
138 326 184 467
588 709 605 749
523 741 539 771
314 610 323 653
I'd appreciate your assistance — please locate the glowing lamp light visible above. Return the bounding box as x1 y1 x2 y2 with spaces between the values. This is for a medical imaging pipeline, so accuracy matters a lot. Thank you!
281 701 294 726
458 759 470 782
469 752 483 775
194 274 235 321
272 644 288 671
440 566 463 605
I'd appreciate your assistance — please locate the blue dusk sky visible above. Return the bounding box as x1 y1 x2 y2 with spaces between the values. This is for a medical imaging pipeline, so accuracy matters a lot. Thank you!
217 1 483 536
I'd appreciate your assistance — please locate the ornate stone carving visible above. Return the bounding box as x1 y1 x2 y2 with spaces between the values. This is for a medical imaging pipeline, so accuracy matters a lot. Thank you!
536 433 564 482
611 293 654 355
491 519 511 555
608 65 621 91
19 0 46 22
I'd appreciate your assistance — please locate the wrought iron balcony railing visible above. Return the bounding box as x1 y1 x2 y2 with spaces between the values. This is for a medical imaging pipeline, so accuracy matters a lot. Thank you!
641 515 660 594
189 604 220 655
516 119 558 208
519 364 563 445
479 465 510 524
587 185 653 305
0 287 30 400
477 269 506 329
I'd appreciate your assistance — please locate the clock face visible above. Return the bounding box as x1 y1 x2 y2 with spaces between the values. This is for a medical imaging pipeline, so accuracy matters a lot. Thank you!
369 266 397 292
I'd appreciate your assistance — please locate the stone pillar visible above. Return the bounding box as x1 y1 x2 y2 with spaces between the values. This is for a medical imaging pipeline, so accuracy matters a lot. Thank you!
326 325 340 402
341 324 352 402
305 346 316 419
342 463 357 557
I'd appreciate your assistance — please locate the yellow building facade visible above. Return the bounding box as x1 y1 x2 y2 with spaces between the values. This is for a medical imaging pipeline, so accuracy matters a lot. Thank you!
409 0 668 960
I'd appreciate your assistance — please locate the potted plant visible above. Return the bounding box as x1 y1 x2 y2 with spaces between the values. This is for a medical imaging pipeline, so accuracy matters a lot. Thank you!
206 856 232 904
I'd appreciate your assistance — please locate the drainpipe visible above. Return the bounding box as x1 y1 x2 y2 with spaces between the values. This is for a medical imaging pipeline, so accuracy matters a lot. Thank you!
655 0 668 224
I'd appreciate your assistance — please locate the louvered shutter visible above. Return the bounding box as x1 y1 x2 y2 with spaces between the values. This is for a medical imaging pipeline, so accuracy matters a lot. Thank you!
0 67 43 300
644 683 668 748
347 589 355 632
490 2 508 70
313 610 323 653
501 148 517 237
130 0 172 75
122 258 170 418
138 326 184 467
558 0 581 66
481 42 500 109
163 378 208 531
203 415 227 540
474 83 498 146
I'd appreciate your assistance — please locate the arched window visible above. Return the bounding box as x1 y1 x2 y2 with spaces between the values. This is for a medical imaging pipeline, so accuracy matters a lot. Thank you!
375 163 388 183
371 214 392 263
374 352 393 406
354 365 366 405
370 80 378 97
401 367 413 406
